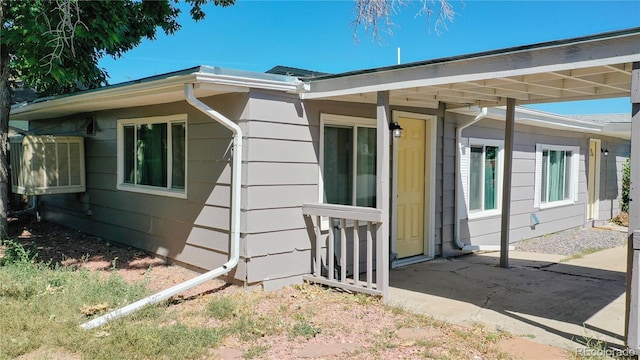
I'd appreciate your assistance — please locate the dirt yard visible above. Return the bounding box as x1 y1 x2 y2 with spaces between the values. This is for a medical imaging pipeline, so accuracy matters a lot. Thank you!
4 216 573 359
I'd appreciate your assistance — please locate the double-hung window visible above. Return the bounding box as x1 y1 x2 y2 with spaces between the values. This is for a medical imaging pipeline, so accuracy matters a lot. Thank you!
462 138 503 218
320 114 376 208
117 115 187 198
534 144 579 208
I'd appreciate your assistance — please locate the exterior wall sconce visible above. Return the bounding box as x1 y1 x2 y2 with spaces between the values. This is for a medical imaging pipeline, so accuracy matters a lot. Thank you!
601 148 609 156
389 121 403 138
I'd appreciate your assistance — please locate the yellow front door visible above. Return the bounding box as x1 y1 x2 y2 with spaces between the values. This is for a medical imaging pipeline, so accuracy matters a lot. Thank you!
396 117 426 258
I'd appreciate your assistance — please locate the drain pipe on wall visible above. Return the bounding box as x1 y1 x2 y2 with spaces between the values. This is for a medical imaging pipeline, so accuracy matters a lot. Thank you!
454 107 488 251
80 83 242 330
8 195 38 218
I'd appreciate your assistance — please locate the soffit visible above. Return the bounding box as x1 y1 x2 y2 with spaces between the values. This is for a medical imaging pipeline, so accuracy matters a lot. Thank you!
10 67 301 121
303 28 640 109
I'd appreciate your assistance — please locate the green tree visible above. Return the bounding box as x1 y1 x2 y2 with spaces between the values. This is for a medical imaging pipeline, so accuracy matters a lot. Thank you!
0 0 234 236
622 156 630 213
0 0 455 238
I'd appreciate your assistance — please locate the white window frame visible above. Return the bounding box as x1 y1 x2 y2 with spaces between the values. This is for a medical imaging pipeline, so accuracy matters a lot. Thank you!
461 138 504 219
319 114 376 230
319 113 376 206
534 143 580 209
117 114 188 199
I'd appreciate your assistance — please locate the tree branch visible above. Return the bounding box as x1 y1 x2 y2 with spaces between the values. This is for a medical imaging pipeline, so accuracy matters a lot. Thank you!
40 0 88 74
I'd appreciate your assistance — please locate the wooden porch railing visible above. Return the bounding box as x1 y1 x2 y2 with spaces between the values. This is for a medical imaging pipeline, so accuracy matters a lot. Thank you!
301 203 385 297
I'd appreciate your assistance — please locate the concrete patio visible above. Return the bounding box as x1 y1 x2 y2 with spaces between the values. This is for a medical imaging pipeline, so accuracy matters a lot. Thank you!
389 245 628 354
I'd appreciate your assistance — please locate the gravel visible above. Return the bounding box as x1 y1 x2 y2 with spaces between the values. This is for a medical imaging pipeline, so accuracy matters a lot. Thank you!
514 226 628 256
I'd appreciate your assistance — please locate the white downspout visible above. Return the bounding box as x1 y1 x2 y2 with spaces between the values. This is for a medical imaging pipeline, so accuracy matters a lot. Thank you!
454 107 488 250
80 83 242 330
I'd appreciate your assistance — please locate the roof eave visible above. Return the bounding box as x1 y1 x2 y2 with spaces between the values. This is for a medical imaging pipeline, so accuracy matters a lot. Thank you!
301 28 640 101
448 106 633 138
11 67 303 121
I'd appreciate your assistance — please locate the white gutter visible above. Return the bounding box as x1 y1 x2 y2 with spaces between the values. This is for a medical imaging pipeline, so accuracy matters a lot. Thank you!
81 83 242 330
454 107 487 251
454 107 517 251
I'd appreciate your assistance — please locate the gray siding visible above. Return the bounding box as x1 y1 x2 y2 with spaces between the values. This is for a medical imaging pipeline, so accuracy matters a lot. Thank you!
238 91 318 287
597 140 629 222
24 86 630 291
445 112 630 252
30 93 250 280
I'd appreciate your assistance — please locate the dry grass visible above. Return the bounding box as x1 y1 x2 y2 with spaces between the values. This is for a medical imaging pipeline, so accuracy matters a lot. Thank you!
1 218 576 359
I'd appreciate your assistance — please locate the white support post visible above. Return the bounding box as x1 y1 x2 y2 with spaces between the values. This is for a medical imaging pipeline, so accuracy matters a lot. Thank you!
626 62 640 352
500 98 516 268
376 91 391 301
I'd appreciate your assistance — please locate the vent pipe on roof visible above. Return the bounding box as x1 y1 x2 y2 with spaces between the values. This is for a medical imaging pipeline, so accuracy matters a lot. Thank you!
80 83 242 330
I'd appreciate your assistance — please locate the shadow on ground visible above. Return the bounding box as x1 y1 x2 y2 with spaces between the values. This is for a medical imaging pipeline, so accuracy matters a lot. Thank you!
390 249 627 350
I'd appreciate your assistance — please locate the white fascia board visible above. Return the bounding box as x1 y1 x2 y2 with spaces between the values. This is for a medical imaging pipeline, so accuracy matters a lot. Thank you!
12 72 304 121
448 106 605 134
502 107 604 131
302 30 640 99
10 73 198 119
194 72 303 93
302 55 640 100
602 123 632 140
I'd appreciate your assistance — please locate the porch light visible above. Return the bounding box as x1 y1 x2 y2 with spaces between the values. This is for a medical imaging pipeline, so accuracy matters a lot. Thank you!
601 148 609 156
389 121 403 138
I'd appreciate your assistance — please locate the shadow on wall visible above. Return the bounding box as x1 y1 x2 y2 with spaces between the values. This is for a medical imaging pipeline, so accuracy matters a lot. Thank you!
601 143 628 220
28 94 247 275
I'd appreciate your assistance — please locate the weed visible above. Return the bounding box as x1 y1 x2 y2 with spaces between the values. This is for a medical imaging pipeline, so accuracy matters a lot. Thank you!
110 257 118 271
207 296 238 320
243 345 270 359
229 314 283 341
561 248 604 262
291 318 321 339
0 239 38 265
352 292 378 305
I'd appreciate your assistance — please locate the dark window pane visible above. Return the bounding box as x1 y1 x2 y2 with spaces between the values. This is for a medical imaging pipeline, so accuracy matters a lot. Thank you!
324 126 353 205
136 123 167 187
172 122 186 189
356 127 376 207
124 126 135 184
484 146 498 210
541 150 548 203
469 146 483 210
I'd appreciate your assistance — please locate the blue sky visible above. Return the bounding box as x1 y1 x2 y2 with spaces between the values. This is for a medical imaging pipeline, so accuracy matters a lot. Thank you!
99 0 640 114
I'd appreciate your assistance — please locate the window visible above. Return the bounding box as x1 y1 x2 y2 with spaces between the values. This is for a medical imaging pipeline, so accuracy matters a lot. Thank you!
534 144 579 208
320 114 376 207
117 115 187 198
461 138 503 218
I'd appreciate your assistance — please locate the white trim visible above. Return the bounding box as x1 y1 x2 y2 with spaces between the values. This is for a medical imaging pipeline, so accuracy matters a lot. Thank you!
534 143 580 210
391 111 437 260
319 113 376 229
464 138 504 219
391 255 432 269
117 114 188 199
459 137 470 220
588 138 602 220
534 144 543 209
12 70 302 121
391 131 399 259
302 54 640 100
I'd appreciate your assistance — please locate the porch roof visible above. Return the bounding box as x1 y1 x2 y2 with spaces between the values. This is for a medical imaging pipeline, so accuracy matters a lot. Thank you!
302 27 640 109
